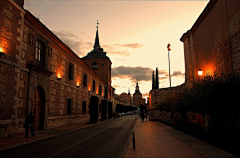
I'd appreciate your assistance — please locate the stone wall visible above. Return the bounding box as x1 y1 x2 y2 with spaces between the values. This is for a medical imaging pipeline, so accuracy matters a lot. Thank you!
149 83 185 109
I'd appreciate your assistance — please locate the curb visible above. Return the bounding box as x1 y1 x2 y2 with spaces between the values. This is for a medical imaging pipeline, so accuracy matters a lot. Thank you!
120 117 138 158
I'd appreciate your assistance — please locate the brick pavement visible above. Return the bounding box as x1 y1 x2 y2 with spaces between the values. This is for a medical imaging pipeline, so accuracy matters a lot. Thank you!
125 117 235 158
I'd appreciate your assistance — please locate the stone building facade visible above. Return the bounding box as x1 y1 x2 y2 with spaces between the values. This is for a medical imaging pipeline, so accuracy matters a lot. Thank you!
180 0 240 87
0 0 113 137
119 91 132 107
149 0 240 109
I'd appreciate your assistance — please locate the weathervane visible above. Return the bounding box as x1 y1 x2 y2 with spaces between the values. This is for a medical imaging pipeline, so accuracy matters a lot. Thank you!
96 19 99 29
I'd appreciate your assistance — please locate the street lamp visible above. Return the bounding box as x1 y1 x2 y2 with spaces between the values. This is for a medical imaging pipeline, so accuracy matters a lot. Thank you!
198 69 203 76
167 43 171 87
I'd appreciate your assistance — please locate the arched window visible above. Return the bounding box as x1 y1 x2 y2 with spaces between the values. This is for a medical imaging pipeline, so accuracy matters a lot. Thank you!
92 62 98 69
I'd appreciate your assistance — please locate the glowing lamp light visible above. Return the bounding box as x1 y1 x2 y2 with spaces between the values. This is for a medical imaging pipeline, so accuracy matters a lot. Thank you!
198 69 203 76
0 47 5 57
57 73 62 81
76 82 80 88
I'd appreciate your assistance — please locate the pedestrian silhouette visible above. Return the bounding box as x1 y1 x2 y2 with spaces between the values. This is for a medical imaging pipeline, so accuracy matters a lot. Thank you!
24 111 35 138
145 111 148 121
140 111 145 121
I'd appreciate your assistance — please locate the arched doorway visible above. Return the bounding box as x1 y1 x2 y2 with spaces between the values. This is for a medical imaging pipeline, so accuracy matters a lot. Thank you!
108 102 113 119
101 100 107 121
32 86 45 130
89 96 98 123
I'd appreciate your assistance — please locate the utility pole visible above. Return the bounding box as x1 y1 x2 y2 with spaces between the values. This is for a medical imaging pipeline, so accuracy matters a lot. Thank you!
167 43 171 88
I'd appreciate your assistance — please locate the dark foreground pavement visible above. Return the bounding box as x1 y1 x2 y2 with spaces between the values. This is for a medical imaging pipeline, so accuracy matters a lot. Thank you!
0 117 136 158
0 115 236 158
125 117 236 158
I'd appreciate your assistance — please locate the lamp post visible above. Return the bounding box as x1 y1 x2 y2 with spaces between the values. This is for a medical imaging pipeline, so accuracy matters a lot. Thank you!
167 43 171 88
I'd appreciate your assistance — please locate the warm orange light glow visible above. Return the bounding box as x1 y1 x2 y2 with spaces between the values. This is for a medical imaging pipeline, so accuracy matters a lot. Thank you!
198 69 203 76
76 82 80 87
0 47 3 53
57 73 61 78
88 85 91 91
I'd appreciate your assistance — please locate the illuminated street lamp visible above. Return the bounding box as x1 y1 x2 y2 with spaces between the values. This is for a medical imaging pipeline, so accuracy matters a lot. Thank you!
0 47 5 57
198 69 203 76
167 43 171 87
57 73 62 81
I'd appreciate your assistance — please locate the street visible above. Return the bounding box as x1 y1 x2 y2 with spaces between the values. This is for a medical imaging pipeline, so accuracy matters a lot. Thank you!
0 114 138 158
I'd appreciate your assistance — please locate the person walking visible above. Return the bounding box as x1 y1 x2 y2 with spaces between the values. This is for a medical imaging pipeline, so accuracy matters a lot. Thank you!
24 111 35 138
145 111 148 121
140 111 145 121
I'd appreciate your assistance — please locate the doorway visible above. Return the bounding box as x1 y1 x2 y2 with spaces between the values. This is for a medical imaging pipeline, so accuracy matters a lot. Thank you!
32 86 45 130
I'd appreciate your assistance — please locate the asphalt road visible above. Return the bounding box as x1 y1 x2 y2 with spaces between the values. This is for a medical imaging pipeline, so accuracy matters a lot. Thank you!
0 114 138 158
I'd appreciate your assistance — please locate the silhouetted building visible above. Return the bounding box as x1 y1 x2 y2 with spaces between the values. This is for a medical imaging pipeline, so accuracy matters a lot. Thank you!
0 0 113 137
133 78 146 108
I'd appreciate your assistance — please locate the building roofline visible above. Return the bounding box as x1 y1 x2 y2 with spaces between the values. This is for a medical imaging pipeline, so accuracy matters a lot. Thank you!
24 10 107 85
180 0 217 42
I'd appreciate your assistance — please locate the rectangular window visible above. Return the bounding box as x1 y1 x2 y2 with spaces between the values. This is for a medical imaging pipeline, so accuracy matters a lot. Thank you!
93 80 95 91
67 98 72 114
99 84 102 95
82 101 86 113
83 73 88 87
68 62 74 80
35 39 45 67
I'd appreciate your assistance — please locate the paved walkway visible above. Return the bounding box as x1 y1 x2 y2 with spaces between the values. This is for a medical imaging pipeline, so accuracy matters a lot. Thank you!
125 118 235 158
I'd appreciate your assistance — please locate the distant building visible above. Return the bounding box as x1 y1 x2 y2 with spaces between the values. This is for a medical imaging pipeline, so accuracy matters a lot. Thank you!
133 79 146 108
0 0 114 137
119 89 132 107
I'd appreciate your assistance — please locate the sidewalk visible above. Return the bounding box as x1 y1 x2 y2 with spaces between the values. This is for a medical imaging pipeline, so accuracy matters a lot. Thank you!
125 117 235 158
0 119 110 151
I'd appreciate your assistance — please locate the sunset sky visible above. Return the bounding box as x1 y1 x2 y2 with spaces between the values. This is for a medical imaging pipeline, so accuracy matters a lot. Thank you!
24 0 209 99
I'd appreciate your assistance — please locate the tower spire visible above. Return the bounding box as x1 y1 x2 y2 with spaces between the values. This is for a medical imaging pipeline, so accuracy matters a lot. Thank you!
152 71 155 90
156 67 159 89
137 77 139 87
94 19 101 50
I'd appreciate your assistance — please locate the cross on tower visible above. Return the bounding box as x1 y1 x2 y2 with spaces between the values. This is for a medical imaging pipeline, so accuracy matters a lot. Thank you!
96 19 99 29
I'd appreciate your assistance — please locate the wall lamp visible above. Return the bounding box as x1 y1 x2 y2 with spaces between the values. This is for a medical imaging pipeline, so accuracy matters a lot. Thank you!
0 47 5 57
198 69 203 76
57 74 62 81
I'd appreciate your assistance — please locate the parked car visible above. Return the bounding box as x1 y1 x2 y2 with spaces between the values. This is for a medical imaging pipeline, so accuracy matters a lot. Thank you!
119 112 125 116
126 111 132 115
